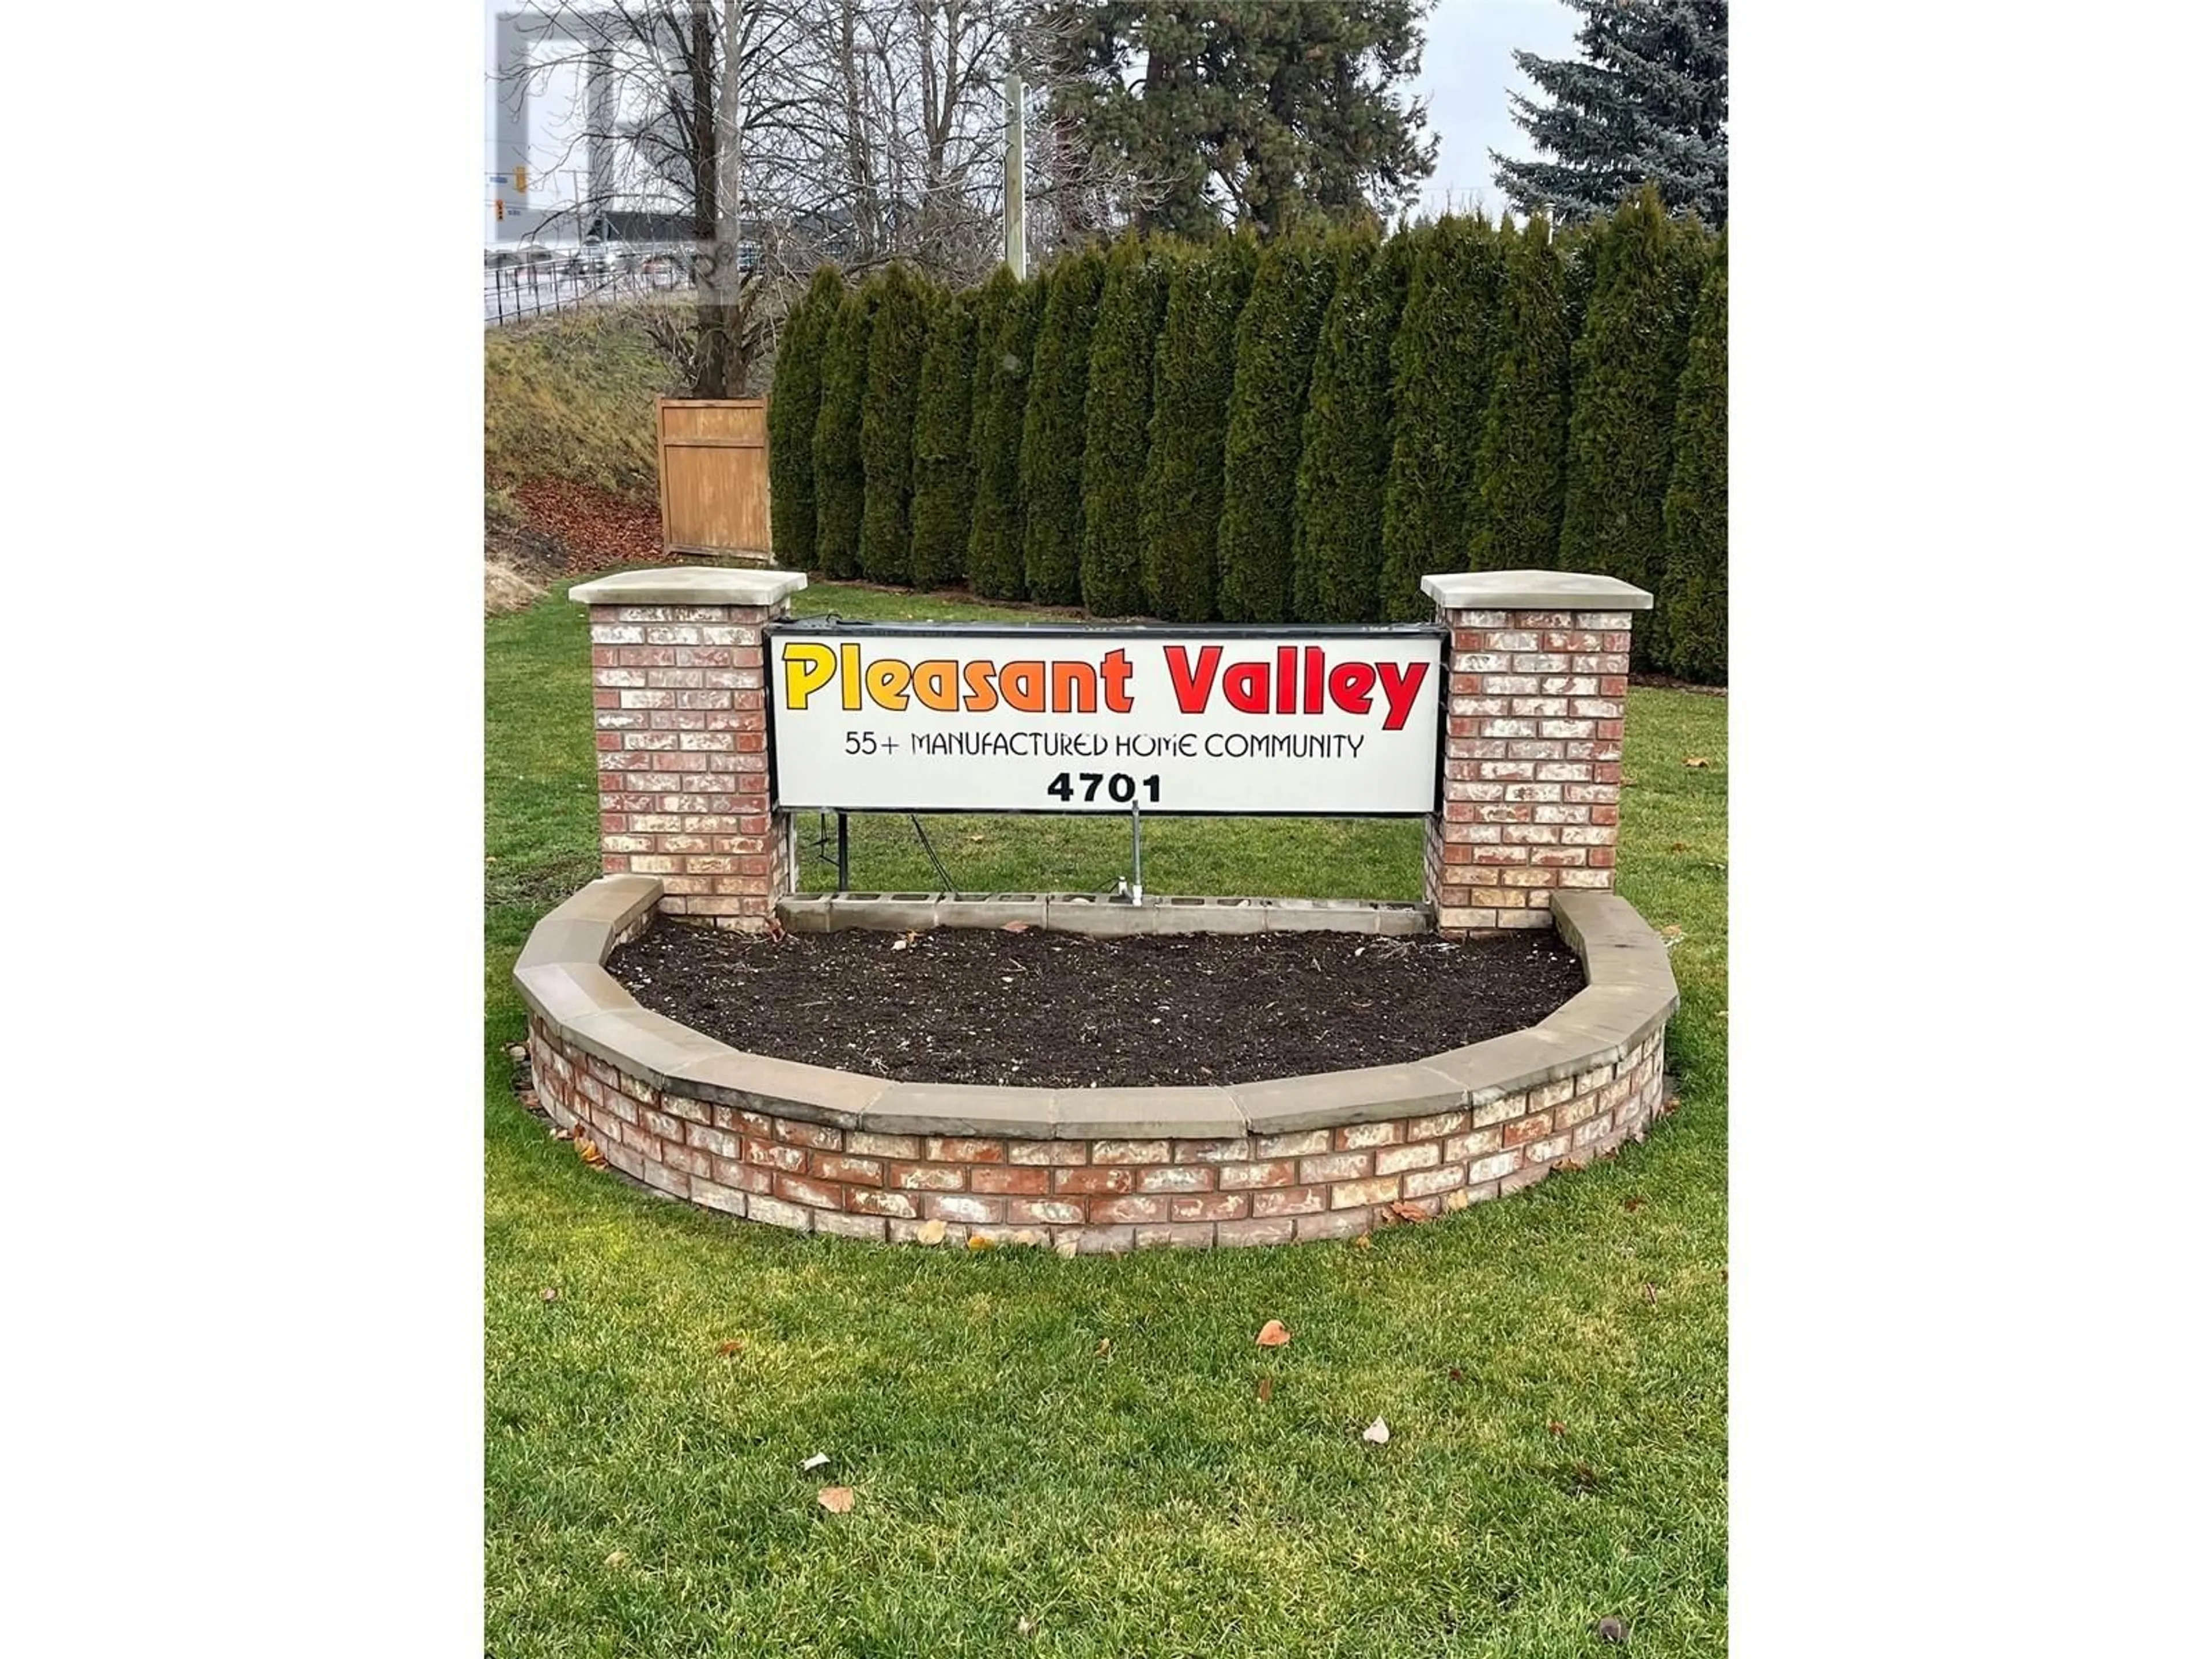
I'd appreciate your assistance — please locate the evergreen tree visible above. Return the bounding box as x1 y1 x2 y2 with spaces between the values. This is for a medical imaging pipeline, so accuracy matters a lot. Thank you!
1466 213 1573 573
1491 0 1728 226
908 290 979 591
1138 236 1257 620
1290 229 1411 622
810 285 876 580
1050 2 1441 240
968 271 1042 600
857 263 930 586
1558 186 1707 666
1019 249 1107 606
1658 233 1725 682
1216 234 1339 622
1080 237 1171 616
1376 214 1512 619
766 267 842 571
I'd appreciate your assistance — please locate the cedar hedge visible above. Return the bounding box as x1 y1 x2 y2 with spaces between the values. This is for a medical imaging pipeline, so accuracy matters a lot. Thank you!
770 201 1726 680
858 263 929 586
908 289 978 591
967 268 1039 600
766 266 841 571
1658 232 1727 683
1080 237 1169 618
1020 248 1107 607
809 284 874 579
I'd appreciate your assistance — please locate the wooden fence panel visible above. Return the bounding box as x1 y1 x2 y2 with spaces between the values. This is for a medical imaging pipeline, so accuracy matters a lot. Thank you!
657 397 772 562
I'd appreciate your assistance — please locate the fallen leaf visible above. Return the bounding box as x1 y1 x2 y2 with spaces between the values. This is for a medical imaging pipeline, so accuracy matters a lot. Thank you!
891 934 912 952
1054 1237 1078 1259
505 1043 529 1062
967 1234 994 1251
1447 1367 1464 1383
604 1550 628 1568
915 1218 949 1245
576 1137 607 1168
1353 1233 1374 1249
1548 1420 1567 1436
1016 1615 1039 1637
1668 840 1688 853
1001 921 1033 933
799 1452 830 1472
1095 1338 1112 1358
1658 1094 1681 1117
717 1339 745 1357
1444 1189 1471 1213
540 1287 559 1302
1256 1376 1274 1403
1683 756 1711 768
1623 1196 1646 1213
1658 924 1684 941
1255 1319 1292 1348
816 1486 855 1514
1385 1200 1431 1226
1594 1615 1628 1643
1362 1416 1391 1445
764 917 787 943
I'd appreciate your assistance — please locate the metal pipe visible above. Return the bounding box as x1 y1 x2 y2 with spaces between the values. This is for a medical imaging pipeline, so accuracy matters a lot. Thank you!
1129 797 1143 905
836 812 850 893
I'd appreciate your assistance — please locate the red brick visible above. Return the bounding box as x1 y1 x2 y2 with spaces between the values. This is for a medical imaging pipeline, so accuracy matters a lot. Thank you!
1169 1192 1249 1223
810 1153 883 1185
1055 1166 1135 1196
922 1137 1007 1164
889 1162 965 1191
970 1165 1052 1195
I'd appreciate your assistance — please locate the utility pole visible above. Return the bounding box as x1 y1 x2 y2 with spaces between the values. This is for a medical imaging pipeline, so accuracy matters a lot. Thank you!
1003 68 1025 278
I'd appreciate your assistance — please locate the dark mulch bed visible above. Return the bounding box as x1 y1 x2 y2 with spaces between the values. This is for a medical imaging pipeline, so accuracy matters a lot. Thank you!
605 922 1588 1088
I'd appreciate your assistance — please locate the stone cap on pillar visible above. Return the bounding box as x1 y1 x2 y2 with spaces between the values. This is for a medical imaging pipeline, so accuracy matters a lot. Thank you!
1421 570 1653 611
570 567 809 607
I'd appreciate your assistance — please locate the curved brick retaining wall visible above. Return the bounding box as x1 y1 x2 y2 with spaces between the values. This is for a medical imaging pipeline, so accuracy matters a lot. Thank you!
516 878 1677 1250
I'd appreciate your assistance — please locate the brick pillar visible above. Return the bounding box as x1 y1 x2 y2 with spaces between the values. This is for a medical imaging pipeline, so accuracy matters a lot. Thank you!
1421 571 1654 940
570 567 807 931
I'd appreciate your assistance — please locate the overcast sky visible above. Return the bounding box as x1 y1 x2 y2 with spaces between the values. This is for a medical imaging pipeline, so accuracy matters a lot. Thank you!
1413 0 1580 220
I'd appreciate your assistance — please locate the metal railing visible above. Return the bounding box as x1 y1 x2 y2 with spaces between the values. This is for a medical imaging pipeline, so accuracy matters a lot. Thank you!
484 247 696 326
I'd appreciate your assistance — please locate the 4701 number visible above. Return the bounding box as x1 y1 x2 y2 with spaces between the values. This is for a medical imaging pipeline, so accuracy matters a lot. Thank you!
1046 771 1161 805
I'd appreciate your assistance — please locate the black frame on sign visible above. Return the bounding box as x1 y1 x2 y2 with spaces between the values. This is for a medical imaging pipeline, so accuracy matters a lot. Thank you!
761 619 1452 820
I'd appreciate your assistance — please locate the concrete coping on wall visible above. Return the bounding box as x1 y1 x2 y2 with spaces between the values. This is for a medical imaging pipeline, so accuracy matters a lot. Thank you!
776 893 1433 937
513 876 1679 1141
570 567 809 607
1421 570 1654 611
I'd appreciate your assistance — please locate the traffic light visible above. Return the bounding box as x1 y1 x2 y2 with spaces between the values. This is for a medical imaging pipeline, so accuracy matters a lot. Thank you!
513 164 528 194
494 198 505 221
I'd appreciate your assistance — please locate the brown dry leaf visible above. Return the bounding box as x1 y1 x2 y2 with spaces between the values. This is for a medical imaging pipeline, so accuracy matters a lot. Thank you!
576 1137 607 1168
816 1486 855 1514
1256 1376 1274 1403
1386 1200 1431 1226
1001 921 1033 933
1095 1338 1112 1358
1353 1233 1374 1249
604 1550 628 1569
1669 840 1688 853
1623 1196 1646 1213
717 1339 745 1357
1684 756 1711 769
1660 1094 1681 1116
915 1218 949 1245
1444 1189 1472 1213
1548 1420 1567 1436
1255 1319 1292 1349
1448 1366 1465 1383
967 1234 995 1251
1658 924 1684 941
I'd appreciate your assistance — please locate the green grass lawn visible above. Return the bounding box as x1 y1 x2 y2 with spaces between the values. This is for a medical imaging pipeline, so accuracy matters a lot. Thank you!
486 578 1728 1658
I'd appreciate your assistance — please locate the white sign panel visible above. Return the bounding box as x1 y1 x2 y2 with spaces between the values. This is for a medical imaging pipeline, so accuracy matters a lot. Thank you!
768 627 1444 815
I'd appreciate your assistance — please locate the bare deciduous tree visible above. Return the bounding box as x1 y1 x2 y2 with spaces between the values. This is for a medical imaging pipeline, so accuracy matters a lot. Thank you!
495 2 1156 391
